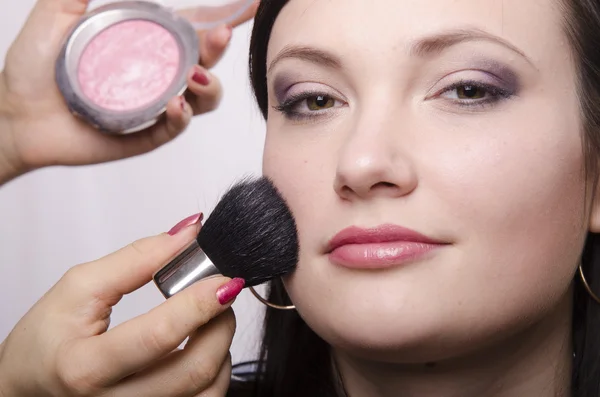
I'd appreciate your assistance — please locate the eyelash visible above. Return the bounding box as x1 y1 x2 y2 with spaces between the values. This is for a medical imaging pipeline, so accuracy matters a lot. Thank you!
435 79 514 109
273 80 514 120
273 90 343 121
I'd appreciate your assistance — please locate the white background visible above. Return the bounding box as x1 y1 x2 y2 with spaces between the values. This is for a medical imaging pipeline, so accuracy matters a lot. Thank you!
0 0 266 365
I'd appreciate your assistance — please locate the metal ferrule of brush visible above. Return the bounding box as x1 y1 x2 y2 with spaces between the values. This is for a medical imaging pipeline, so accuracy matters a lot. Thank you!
153 240 220 298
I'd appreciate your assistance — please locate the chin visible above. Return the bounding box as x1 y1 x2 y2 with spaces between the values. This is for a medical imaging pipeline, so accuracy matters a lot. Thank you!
285 258 572 365
296 303 544 365
296 302 463 363
287 275 454 363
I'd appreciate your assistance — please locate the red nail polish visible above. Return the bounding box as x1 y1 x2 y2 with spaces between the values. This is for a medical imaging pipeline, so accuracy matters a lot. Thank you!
180 96 186 111
217 278 245 305
168 213 203 236
192 70 210 86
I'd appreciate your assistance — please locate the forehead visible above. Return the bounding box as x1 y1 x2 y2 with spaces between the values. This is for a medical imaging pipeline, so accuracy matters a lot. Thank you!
267 0 571 69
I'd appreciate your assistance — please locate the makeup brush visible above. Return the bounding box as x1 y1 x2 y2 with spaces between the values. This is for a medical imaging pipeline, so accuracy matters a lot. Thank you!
153 176 299 298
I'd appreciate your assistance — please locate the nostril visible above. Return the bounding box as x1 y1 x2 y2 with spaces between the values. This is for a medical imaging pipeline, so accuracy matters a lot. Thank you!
374 182 397 189
341 185 354 195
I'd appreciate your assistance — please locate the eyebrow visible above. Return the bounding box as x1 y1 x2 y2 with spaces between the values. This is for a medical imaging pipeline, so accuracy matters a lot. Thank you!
267 28 534 73
409 28 533 66
267 46 342 74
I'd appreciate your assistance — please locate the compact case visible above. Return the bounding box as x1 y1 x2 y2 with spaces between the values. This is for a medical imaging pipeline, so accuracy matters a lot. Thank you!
55 0 255 134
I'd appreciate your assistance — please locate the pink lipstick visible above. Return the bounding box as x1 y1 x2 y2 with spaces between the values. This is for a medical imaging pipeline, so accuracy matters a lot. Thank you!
326 224 448 269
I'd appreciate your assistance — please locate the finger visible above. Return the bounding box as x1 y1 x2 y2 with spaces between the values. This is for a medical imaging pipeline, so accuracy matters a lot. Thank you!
175 0 258 31
106 310 235 397
69 277 242 386
195 1 259 69
219 0 259 29
62 213 201 305
198 24 233 69
185 65 223 116
132 95 193 149
108 96 193 160
193 353 232 397
60 96 193 165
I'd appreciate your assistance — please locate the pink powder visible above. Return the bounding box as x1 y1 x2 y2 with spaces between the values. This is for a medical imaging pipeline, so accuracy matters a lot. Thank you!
78 20 180 111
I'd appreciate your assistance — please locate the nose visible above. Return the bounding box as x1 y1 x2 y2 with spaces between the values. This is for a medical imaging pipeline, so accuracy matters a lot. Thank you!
334 116 418 201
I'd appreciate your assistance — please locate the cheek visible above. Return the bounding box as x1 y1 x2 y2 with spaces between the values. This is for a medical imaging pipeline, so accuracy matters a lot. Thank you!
262 121 342 303
263 137 326 214
262 118 338 227
423 95 587 318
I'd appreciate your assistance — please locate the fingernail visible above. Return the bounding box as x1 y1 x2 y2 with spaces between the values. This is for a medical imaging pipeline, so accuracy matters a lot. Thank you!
179 96 186 111
168 213 203 236
192 67 210 86
217 278 245 305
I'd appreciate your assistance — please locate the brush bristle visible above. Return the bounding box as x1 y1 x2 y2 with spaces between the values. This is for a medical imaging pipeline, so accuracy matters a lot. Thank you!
197 176 299 287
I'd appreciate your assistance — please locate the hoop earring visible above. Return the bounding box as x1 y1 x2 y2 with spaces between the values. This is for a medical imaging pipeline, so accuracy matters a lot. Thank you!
579 263 600 305
248 285 296 310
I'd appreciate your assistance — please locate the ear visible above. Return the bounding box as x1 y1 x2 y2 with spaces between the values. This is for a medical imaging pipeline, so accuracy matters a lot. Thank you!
589 177 600 233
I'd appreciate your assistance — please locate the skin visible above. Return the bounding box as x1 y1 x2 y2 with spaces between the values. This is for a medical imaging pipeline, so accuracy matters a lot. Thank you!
0 218 240 397
0 0 259 185
263 0 600 396
0 0 258 395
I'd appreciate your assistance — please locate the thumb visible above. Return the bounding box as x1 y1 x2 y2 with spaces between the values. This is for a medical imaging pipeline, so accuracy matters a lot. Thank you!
36 0 90 15
4 0 90 94
18 0 89 48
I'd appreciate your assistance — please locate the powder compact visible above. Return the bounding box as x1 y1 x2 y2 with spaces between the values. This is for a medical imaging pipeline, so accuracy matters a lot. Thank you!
55 0 255 134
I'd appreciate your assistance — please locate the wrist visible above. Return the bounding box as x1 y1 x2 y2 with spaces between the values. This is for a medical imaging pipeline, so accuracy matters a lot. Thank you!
0 374 20 397
0 356 15 397
0 378 12 397
0 72 26 185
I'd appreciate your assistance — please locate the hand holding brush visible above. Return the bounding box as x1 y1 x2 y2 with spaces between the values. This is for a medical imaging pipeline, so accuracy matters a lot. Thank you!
0 177 298 397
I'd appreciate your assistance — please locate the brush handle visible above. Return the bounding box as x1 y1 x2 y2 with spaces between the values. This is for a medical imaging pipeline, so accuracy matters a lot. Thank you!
153 240 220 298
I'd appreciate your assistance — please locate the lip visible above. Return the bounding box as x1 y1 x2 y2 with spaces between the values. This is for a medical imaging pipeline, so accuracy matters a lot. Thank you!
326 224 449 269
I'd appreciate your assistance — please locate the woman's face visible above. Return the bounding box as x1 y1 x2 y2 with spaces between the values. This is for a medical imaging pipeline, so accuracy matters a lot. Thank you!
262 0 596 362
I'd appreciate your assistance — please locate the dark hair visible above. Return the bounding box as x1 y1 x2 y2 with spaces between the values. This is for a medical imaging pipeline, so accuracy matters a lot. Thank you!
244 1 600 396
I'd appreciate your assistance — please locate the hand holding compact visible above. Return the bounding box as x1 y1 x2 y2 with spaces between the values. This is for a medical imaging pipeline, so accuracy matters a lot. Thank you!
0 0 258 183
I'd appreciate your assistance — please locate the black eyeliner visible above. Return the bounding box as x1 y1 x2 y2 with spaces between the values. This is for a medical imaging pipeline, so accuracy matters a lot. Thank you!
274 90 335 120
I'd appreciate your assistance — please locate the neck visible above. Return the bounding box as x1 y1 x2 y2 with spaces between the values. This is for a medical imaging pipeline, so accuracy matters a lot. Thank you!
334 295 573 397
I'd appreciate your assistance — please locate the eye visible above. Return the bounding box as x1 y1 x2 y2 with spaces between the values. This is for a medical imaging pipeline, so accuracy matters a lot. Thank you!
453 84 486 100
434 79 514 109
273 91 345 120
306 95 336 110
